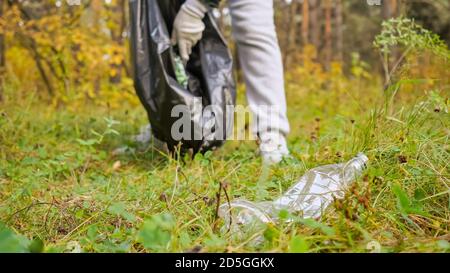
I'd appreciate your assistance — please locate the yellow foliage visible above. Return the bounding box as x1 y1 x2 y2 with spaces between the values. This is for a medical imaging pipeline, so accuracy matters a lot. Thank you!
286 45 357 95
2 2 136 109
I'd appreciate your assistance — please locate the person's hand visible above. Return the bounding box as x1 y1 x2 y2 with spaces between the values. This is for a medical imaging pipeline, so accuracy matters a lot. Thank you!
171 0 208 64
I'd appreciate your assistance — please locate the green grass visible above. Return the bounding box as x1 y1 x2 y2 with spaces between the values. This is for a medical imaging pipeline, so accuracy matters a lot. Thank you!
0 77 448 253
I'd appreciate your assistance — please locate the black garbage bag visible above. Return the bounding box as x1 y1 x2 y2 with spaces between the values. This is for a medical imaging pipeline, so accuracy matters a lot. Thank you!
129 0 236 154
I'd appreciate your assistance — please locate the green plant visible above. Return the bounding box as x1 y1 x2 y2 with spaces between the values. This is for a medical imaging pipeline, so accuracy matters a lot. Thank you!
374 17 450 87
76 117 121 147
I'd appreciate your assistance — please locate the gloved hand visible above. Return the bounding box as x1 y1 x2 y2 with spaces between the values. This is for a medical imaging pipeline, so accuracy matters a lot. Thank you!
171 0 208 64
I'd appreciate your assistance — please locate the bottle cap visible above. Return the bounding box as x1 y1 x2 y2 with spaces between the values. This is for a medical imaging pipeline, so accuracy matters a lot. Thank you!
353 153 369 170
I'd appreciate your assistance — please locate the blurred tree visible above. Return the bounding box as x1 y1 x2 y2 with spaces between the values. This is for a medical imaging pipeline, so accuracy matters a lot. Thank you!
335 0 343 62
324 0 332 68
0 0 135 106
0 0 4 72
407 0 450 45
105 0 129 84
0 0 448 105
302 0 310 46
383 0 399 19
285 0 300 69
0 0 4 101
309 0 321 53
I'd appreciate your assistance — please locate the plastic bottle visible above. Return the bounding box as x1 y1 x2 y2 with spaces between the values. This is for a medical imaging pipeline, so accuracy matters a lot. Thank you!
173 54 188 88
218 153 369 230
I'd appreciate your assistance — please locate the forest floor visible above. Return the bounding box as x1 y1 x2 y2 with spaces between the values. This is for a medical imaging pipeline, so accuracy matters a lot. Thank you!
0 75 449 253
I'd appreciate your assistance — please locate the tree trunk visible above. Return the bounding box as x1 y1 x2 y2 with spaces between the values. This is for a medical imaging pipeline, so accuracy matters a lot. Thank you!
119 0 131 79
302 0 310 45
107 0 127 84
285 0 300 69
335 0 344 62
383 0 398 19
0 0 5 71
324 0 332 69
279 1 289 62
0 0 4 101
310 0 321 59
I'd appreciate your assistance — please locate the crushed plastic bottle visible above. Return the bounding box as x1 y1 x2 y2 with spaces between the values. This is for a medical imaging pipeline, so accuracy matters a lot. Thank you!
173 54 188 88
218 153 369 230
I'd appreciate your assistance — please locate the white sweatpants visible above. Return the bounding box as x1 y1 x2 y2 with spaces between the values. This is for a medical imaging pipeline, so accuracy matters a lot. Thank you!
228 0 290 138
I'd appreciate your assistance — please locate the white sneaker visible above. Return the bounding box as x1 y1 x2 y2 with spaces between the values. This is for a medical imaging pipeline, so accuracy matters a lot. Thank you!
113 124 169 156
259 132 290 165
134 124 153 145
134 124 169 153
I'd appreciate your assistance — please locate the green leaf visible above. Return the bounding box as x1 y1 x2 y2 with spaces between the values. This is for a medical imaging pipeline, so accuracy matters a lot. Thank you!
413 189 426 201
392 183 411 215
263 224 280 243
204 234 226 248
437 240 450 251
137 213 175 252
178 231 192 249
107 202 136 222
297 218 336 236
289 236 309 253
105 128 120 136
86 225 98 241
21 157 40 166
76 138 98 146
278 209 290 221
0 223 31 253
29 237 45 253
392 183 429 217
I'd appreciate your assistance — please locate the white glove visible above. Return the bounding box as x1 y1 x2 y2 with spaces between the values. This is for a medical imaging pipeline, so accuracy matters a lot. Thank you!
171 0 208 63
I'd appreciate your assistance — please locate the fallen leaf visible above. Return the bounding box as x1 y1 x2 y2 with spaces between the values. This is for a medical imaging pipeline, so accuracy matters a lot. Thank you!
113 161 121 171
